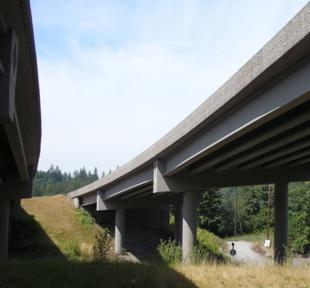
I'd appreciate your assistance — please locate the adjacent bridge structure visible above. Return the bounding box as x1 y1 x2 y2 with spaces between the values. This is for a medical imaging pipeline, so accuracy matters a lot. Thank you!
69 3 310 264
0 1 41 261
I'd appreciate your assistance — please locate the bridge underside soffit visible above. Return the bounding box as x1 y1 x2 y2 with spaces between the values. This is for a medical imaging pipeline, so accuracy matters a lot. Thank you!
81 96 310 210
187 98 310 185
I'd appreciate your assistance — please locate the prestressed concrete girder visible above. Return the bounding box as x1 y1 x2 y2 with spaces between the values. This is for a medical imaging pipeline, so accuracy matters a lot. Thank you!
101 168 153 200
216 126 310 172
264 147 310 168
166 60 310 176
94 163 310 208
97 191 181 211
81 159 310 208
80 193 97 206
80 159 194 206
288 156 310 167
191 105 310 174
240 135 310 170
119 185 152 199
175 164 310 189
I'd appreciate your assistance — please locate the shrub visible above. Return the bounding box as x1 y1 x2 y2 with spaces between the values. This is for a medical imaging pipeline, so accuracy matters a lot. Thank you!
157 238 182 264
195 229 227 263
76 208 95 229
93 230 111 262
191 243 211 264
64 241 81 261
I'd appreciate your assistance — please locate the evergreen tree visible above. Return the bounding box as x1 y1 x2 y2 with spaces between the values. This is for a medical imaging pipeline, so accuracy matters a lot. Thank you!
198 189 223 234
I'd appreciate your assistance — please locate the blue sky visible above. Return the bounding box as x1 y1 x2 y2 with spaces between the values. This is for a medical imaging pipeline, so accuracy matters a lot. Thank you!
31 0 309 175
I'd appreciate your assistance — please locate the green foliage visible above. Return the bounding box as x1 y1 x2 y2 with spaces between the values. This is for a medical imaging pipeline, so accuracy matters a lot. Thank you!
288 182 310 255
64 241 81 261
198 189 223 233
195 229 226 263
157 239 182 264
199 186 272 237
33 165 99 196
76 208 95 229
198 183 310 255
197 229 223 255
191 243 213 264
93 230 111 262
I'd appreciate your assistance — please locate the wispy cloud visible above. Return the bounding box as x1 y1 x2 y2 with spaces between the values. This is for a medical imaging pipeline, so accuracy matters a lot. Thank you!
31 0 309 174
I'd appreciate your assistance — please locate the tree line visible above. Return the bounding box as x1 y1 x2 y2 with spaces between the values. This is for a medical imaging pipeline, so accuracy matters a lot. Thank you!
33 165 100 196
33 165 310 255
199 183 310 255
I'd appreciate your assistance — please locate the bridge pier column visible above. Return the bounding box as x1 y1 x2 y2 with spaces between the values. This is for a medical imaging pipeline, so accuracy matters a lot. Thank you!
115 209 125 254
182 191 198 263
274 182 288 265
175 204 182 245
73 197 80 209
0 198 10 262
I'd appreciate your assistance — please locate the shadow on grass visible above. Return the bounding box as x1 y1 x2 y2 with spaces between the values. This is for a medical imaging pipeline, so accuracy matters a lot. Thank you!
6 207 198 288
0 259 198 288
9 207 65 260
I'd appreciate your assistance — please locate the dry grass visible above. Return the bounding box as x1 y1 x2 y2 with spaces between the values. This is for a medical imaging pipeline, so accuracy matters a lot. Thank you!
21 195 106 257
174 263 310 288
1 260 309 288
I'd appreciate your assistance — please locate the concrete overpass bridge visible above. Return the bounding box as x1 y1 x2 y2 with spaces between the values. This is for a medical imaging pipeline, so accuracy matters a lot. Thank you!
0 0 41 261
69 3 310 264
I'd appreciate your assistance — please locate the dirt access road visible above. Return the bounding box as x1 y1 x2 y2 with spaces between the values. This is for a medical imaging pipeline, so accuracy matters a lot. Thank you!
226 241 272 265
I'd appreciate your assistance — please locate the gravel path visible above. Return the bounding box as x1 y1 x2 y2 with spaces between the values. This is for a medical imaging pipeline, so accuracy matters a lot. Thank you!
226 240 272 265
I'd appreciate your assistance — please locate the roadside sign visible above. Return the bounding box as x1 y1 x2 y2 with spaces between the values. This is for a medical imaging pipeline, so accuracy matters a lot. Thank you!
264 239 271 247
230 242 237 256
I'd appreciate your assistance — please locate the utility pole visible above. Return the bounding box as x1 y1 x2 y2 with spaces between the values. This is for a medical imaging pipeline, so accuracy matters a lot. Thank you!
266 184 272 240
235 187 238 237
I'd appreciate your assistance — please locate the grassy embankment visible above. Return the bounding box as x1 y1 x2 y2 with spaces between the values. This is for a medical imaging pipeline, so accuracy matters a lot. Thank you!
10 194 108 260
1 195 309 288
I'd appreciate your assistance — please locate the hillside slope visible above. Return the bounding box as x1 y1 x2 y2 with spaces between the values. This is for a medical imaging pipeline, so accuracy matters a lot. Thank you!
10 195 106 260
